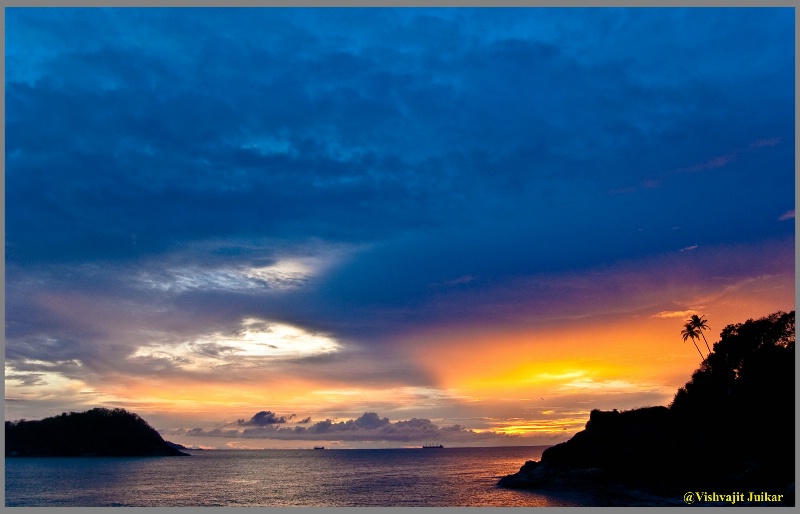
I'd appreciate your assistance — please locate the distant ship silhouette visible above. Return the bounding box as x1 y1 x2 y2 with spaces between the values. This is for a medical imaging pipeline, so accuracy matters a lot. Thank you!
422 444 444 449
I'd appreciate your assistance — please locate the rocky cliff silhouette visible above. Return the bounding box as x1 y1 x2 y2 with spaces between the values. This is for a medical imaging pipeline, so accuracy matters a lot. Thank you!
499 311 794 505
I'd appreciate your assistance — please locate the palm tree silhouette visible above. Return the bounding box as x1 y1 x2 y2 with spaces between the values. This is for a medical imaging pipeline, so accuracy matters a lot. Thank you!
688 314 712 354
681 322 706 360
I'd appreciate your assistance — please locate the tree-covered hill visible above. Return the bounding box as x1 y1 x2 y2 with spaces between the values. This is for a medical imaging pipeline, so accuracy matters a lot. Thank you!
6 407 189 457
499 311 794 504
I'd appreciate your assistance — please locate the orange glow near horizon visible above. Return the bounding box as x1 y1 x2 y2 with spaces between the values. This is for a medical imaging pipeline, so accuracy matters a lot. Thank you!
6 269 792 443
404 275 794 412
405 320 683 396
487 417 589 436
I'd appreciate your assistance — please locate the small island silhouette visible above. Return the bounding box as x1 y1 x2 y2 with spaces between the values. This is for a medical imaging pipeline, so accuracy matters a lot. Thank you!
5 407 189 457
498 310 794 506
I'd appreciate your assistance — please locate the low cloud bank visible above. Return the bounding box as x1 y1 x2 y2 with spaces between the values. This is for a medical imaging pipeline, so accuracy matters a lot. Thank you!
178 411 516 443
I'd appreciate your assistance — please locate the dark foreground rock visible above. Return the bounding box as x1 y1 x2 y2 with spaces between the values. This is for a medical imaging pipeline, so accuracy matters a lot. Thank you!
6 407 189 457
498 459 687 506
499 311 795 506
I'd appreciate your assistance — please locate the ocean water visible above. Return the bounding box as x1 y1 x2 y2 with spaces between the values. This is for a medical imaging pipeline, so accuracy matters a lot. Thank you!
5 446 602 507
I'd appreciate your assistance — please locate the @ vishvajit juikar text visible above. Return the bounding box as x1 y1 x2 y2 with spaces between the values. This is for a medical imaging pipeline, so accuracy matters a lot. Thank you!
684 491 785 505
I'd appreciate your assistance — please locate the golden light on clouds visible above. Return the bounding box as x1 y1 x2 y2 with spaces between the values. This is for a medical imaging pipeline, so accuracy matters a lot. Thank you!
405 323 657 394
5 254 792 444
488 417 588 436
99 375 323 418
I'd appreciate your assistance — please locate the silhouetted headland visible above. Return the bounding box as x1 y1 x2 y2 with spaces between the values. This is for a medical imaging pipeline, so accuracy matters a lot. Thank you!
498 311 794 506
5 407 189 457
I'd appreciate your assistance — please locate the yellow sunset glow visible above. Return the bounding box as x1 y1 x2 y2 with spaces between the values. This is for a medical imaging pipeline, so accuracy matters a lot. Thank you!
408 329 645 393
489 417 589 436
398 307 764 411
5 267 792 446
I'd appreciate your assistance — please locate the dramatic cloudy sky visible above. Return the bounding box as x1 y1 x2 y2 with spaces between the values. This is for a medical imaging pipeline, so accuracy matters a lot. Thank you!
5 7 794 449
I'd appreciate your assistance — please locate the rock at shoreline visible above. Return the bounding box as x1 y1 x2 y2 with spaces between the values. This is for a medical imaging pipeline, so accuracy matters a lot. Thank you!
5 407 189 457
498 460 605 489
497 408 668 492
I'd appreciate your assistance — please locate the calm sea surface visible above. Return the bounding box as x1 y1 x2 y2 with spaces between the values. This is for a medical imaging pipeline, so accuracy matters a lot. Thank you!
4 446 608 507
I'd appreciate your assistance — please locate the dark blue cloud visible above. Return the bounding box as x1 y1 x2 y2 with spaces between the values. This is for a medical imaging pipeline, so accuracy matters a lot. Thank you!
5 8 794 374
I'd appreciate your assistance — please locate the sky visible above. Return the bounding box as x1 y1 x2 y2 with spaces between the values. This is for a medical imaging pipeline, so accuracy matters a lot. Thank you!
4 7 795 449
